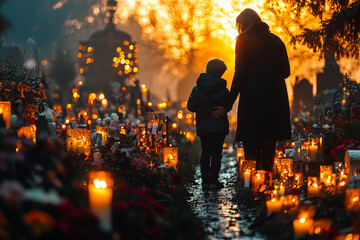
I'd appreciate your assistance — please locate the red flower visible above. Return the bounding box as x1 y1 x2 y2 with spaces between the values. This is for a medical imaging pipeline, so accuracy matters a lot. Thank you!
343 139 355 145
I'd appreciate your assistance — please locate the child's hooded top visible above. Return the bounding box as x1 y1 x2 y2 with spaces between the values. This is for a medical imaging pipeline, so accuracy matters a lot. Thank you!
187 73 229 136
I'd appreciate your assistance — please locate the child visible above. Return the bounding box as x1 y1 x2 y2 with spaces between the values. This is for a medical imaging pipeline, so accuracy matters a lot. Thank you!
187 58 229 187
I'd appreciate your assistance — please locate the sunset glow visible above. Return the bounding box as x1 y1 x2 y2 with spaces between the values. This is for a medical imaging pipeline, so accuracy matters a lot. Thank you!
69 0 360 101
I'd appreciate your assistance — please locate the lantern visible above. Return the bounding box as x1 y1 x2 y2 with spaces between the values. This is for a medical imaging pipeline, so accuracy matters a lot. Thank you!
96 127 108 146
242 160 256 176
266 196 283 214
300 141 310 161
0 101 11 130
273 157 281 174
312 219 332 236
320 165 333 186
236 145 245 164
273 151 286 174
145 112 163 135
345 188 360 211
242 160 256 187
282 194 299 213
251 170 271 192
307 124 324 162
293 217 314 236
293 173 304 188
307 177 320 196
163 146 178 169
18 125 36 144
344 150 360 180
66 129 92 155
88 171 113 232
295 205 315 236
280 158 293 180
334 234 360 240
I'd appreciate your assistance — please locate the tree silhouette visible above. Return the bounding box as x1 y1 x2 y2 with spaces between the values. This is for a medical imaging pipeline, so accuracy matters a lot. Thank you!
266 0 360 59
49 49 77 101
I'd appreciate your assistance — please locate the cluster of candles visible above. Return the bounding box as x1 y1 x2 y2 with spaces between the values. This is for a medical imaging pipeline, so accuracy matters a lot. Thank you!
237 147 360 237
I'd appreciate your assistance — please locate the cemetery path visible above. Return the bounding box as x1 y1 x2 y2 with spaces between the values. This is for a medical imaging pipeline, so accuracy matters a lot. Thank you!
185 150 266 240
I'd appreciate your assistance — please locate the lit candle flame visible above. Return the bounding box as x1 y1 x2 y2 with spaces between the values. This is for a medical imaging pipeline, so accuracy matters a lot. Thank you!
94 179 107 188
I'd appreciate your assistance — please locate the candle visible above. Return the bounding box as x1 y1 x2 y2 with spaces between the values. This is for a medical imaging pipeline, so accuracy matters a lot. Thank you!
308 183 319 195
294 173 303 187
307 177 320 195
293 218 314 236
279 183 285 195
312 219 332 235
96 127 107 146
242 160 256 178
308 143 318 162
88 171 113 232
266 197 283 214
345 188 360 211
244 171 250 187
237 147 245 164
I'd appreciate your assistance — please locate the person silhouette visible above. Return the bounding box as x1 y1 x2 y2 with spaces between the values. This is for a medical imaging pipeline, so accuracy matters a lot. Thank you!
210 8 291 171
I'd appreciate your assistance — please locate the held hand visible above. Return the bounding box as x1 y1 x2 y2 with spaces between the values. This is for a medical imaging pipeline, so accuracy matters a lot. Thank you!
210 106 226 119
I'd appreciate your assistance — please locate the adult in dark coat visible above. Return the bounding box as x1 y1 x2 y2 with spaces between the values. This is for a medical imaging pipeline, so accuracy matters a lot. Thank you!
187 59 229 186
211 8 291 171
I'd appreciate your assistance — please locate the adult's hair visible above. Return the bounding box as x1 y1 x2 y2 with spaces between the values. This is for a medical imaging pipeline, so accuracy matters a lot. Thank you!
236 8 261 37
206 58 227 77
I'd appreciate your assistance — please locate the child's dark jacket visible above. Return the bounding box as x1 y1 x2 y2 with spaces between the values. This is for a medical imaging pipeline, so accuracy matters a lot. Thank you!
187 73 229 136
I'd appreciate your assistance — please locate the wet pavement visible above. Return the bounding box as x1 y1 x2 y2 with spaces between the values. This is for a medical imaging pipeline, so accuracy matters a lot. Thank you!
185 150 266 240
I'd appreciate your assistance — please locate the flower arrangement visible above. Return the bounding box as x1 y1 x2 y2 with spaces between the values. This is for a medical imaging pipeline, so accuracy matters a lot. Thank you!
0 60 48 123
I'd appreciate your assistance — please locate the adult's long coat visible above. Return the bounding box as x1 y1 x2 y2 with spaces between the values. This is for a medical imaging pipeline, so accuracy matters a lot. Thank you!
223 21 291 142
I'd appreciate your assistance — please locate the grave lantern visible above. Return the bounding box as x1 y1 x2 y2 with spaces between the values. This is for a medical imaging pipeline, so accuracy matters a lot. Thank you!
345 188 360 211
242 160 256 188
96 127 108 146
283 195 299 213
251 170 271 192
312 219 332 236
344 150 360 180
273 157 282 174
88 171 113 232
293 217 314 237
266 196 283 214
294 173 304 187
66 129 92 155
145 112 163 135
307 177 320 196
0 101 11 130
280 158 293 180
320 165 333 185
307 124 324 162
236 144 245 164
163 146 178 169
